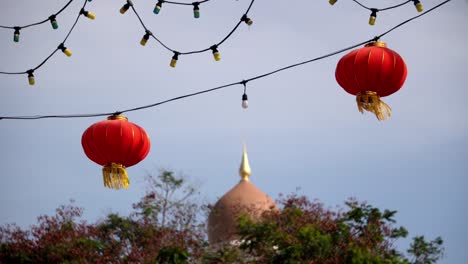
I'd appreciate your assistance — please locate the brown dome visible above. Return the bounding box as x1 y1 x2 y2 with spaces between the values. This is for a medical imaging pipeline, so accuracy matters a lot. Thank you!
207 146 277 244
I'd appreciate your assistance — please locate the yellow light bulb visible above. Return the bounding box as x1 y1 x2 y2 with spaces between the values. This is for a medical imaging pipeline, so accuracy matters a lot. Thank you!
213 51 221 61
27 71 35 86
414 1 423 12
369 9 377 25
87 12 96 19
170 52 179 68
140 31 151 46
82 10 96 20
63 48 72 57
241 15 253 26
170 59 177 68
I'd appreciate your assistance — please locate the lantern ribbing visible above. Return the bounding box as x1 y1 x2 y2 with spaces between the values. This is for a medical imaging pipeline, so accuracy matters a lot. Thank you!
335 41 407 121
81 115 151 190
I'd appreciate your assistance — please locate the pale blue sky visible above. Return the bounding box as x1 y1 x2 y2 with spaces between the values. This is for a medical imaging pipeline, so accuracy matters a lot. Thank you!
0 0 467 263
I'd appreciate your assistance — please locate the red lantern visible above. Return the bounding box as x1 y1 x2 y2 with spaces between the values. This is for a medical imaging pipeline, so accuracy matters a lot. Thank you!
81 115 151 189
335 41 407 120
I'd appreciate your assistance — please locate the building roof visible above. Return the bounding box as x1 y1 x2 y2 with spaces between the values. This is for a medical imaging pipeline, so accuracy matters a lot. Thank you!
207 145 277 244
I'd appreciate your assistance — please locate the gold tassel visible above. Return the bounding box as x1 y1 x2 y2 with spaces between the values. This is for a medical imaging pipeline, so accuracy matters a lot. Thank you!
356 91 392 121
102 163 130 189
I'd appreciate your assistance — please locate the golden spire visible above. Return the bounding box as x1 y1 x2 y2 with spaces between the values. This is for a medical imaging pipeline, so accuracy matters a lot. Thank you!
239 144 252 181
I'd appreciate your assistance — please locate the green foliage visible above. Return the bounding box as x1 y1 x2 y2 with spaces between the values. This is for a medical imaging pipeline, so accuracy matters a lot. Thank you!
156 246 189 264
234 195 442 264
407 236 444 264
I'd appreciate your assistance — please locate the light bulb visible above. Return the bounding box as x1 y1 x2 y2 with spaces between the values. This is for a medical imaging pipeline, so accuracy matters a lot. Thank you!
140 31 151 46
242 93 248 109
81 9 96 20
27 70 35 86
13 27 20 43
413 0 423 12
49 15 58 29
211 46 221 61
58 43 72 57
329 0 337 5
170 52 179 68
120 1 133 14
369 9 377 25
193 3 200 18
241 15 253 26
154 1 163 14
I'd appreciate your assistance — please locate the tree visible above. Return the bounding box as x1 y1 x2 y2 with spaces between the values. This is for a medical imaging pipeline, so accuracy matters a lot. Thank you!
0 171 444 263
0 170 205 263
203 194 444 264
407 236 444 264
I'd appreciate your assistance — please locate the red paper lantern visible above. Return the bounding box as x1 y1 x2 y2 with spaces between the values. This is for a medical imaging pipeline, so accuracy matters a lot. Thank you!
335 41 407 120
81 115 151 189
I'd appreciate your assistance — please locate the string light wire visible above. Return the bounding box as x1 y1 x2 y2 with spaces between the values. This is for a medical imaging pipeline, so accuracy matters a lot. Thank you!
0 0 452 121
351 0 412 12
163 0 211 6
128 0 255 55
0 0 91 75
0 0 75 29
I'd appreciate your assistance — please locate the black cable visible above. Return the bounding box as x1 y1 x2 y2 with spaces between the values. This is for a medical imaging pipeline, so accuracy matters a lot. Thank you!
377 0 450 38
0 0 89 75
0 0 75 29
0 0 452 120
164 0 211 6
128 0 255 55
351 0 412 11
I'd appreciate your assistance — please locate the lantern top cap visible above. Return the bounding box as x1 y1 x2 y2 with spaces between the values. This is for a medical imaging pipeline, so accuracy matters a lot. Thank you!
365 41 387 48
107 114 128 121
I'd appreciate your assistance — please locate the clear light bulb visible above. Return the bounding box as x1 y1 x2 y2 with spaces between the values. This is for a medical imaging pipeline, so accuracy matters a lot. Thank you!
242 93 248 109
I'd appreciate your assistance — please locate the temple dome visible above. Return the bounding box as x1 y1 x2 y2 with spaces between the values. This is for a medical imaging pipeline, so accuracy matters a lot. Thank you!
207 146 277 244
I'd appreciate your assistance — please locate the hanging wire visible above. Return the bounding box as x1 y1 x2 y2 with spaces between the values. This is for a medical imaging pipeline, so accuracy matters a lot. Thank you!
0 0 90 75
163 0 211 6
0 0 75 29
350 0 413 12
0 0 452 121
128 0 255 55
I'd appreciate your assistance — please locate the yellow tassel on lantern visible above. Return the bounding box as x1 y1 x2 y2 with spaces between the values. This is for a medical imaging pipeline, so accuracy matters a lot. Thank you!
356 91 391 121
102 163 129 189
